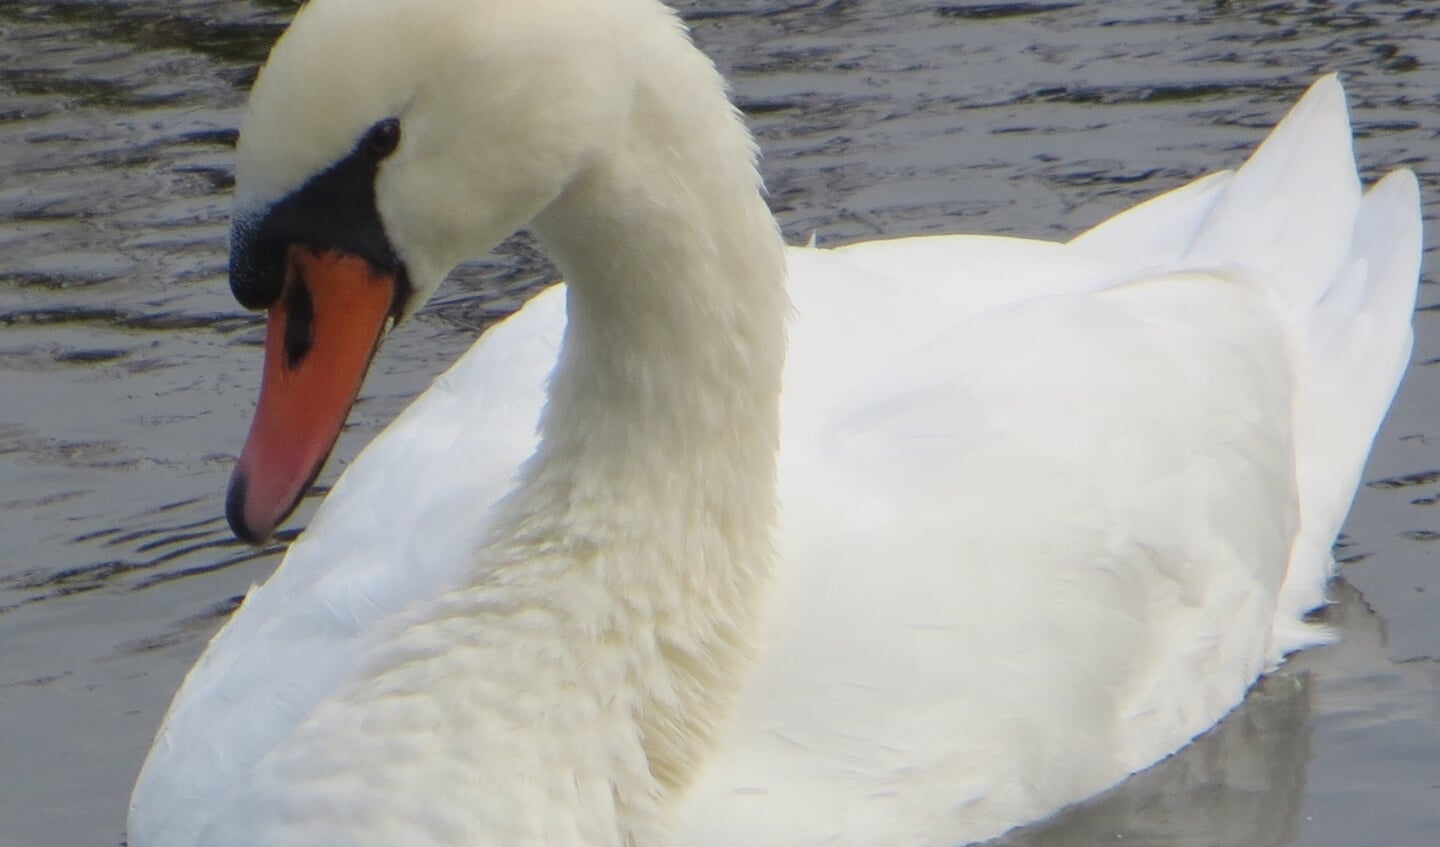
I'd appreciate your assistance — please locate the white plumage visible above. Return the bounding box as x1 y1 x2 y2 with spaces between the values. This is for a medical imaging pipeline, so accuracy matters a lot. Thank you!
128 1 1422 845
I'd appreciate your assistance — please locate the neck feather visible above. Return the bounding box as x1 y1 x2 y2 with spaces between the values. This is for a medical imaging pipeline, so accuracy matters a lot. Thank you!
474 31 788 826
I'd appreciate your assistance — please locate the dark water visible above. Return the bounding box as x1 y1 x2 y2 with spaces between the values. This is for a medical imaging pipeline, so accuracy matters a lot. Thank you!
1 1 1437 845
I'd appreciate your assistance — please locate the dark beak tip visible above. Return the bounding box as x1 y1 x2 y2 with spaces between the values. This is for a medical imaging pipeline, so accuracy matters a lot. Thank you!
225 469 271 546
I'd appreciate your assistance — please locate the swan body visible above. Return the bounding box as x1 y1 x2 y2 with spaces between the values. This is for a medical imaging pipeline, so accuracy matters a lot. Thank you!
128 0 1422 845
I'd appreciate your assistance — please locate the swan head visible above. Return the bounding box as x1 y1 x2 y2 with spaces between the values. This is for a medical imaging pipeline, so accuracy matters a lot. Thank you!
223 0 665 543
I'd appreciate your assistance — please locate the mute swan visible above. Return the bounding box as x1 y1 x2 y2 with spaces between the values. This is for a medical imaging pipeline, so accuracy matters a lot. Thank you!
128 0 1423 845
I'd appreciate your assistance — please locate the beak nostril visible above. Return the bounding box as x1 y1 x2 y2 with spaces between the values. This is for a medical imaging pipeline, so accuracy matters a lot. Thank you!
283 277 316 370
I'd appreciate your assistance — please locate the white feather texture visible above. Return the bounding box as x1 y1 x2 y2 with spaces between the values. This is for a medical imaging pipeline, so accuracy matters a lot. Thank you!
128 0 1422 845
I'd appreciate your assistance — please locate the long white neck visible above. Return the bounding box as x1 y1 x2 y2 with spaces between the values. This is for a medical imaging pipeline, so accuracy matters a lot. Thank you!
523 68 788 554
513 14 788 761
356 26 788 845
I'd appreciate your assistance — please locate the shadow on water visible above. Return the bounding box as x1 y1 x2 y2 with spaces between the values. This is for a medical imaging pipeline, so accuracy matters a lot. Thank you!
994 577 1440 847
995 649 1314 847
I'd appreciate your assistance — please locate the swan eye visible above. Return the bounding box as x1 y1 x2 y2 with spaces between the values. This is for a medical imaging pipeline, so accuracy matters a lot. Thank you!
361 118 401 161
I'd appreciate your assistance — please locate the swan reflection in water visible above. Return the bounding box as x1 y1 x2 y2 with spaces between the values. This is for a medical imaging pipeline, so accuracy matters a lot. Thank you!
1001 576 1433 847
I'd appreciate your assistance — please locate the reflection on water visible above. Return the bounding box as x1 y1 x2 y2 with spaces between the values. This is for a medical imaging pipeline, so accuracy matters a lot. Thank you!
998 652 1312 847
999 580 1440 847
0 1 1437 845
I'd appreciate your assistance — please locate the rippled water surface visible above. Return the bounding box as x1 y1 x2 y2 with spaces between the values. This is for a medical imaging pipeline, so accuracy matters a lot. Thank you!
1 1 1437 845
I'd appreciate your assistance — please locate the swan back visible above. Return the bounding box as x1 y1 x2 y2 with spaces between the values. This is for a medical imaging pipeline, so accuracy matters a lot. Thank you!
670 77 1421 845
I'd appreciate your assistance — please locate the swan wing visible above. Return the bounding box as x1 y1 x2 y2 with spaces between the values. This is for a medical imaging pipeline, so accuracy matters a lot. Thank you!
673 76 1420 847
128 288 564 846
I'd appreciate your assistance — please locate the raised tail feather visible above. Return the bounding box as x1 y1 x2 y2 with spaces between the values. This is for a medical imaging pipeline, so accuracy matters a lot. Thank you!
1274 164 1421 658
1076 75 1423 658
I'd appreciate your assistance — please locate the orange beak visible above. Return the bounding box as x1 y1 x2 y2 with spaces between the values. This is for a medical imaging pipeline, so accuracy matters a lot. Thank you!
226 244 397 544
